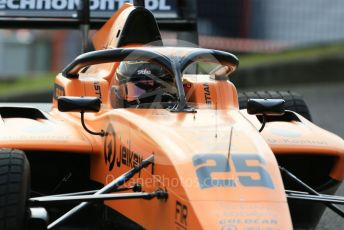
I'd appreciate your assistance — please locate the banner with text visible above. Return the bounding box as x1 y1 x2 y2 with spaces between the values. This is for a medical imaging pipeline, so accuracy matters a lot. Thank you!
0 0 178 19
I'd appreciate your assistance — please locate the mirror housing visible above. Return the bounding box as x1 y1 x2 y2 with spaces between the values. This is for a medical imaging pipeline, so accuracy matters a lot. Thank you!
58 96 101 113
58 96 104 136
247 99 285 116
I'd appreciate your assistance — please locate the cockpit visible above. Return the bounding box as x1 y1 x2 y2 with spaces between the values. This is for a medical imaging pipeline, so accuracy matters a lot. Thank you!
61 47 239 111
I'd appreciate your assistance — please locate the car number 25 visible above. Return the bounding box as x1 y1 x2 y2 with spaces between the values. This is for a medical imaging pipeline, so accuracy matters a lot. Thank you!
192 154 274 189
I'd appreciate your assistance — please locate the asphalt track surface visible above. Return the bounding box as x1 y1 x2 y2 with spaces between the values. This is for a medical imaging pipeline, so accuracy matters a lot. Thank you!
242 81 344 230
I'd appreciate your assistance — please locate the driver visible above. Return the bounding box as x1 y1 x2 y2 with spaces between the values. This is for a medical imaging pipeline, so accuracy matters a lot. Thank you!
112 61 177 108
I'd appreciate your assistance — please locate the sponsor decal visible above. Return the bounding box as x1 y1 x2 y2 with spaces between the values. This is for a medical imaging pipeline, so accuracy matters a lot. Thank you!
104 124 116 171
117 138 143 168
137 68 151 75
0 0 178 18
94 81 102 99
218 204 280 230
267 138 328 146
220 218 278 230
53 83 65 100
203 83 212 106
104 124 143 171
220 223 238 230
175 200 188 229
270 127 301 138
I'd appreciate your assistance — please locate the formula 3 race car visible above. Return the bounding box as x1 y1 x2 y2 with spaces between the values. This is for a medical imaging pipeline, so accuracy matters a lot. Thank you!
1 1 344 230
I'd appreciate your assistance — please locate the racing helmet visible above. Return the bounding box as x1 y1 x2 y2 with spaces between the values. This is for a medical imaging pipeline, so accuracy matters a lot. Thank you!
115 61 176 106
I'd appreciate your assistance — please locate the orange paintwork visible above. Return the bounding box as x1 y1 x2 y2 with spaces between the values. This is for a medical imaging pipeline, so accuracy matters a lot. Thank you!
87 107 292 229
1 3 344 230
92 2 132 50
241 110 344 180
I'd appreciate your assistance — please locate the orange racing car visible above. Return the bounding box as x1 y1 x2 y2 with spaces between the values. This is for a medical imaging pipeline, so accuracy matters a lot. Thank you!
1 1 344 230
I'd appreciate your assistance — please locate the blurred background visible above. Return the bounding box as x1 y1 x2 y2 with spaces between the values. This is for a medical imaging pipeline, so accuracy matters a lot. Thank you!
0 1 343 228
1 0 344 101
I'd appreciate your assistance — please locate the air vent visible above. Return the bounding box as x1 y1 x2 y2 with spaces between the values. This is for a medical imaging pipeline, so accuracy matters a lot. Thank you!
0 107 47 120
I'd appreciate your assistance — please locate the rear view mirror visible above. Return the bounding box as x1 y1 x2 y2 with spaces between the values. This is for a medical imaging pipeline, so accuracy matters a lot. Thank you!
247 99 285 132
58 96 101 113
58 96 104 136
247 99 285 116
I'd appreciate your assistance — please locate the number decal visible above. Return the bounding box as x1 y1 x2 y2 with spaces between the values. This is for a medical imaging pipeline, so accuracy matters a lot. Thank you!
193 154 235 189
232 154 274 189
192 154 274 189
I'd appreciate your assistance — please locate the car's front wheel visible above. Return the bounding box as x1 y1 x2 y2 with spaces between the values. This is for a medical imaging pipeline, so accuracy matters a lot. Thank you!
0 149 30 230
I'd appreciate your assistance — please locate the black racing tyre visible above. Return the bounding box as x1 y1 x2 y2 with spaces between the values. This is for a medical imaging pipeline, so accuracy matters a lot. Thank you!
0 149 30 230
238 90 312 121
